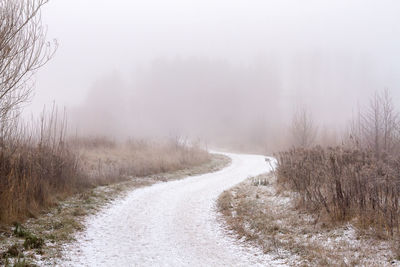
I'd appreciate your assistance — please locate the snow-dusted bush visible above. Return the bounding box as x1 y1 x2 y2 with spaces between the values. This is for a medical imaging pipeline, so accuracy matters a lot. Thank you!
277 146 400 237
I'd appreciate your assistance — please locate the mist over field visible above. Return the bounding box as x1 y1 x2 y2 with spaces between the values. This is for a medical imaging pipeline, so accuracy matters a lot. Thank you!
30 0 400 151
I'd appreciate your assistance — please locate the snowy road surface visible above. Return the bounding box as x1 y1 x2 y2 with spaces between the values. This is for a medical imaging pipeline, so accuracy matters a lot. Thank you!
62 152 286 266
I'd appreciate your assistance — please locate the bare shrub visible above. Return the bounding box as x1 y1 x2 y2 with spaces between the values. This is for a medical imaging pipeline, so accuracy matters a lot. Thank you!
276 146 400 237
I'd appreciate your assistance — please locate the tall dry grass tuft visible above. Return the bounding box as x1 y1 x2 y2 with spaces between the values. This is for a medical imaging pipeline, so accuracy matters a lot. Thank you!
276 146 400 237
0 109 86 223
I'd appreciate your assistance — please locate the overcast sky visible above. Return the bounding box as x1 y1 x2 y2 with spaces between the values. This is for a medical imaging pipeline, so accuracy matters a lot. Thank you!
31 0 400 109
26 0 400 149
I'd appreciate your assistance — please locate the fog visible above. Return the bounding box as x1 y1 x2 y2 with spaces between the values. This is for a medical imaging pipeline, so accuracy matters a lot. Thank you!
29 0 400 151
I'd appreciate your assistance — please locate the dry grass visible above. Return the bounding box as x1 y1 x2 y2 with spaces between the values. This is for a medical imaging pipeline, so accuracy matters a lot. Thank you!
71 138 211 185
217 173 398 266
0 118 86 224
276 146 400 239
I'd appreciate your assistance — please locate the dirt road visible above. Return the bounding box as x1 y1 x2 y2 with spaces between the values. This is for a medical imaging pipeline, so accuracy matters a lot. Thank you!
61 152 286 266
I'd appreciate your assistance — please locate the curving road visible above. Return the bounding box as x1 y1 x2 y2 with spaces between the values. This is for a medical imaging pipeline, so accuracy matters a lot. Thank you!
61 152 286 266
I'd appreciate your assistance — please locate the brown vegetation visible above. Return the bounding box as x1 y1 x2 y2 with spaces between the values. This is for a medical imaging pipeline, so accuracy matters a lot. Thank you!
218 174 396 266
276 147 400 238
0 114 85 224
72 137 210 185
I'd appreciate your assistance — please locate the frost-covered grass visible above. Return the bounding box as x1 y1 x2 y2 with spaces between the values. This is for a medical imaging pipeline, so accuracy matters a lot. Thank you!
218 173 400 266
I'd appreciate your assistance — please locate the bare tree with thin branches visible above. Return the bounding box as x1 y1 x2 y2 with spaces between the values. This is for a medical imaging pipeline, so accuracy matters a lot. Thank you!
0 0 57 130
381 88 399 153
290 107 318 148
358 89 399 158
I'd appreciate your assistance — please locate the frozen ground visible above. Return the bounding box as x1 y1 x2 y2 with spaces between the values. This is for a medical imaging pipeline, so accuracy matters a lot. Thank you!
60 152 285 266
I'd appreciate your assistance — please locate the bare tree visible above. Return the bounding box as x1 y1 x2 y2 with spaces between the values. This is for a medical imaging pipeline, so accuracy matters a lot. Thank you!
360 92 381 157
0 0 57 126
353 89 399 157
345 105 363 149
381 88 399 153
290 107 318 148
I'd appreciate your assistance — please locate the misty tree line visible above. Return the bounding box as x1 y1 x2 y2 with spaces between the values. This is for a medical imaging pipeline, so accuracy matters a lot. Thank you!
290 89 400 157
